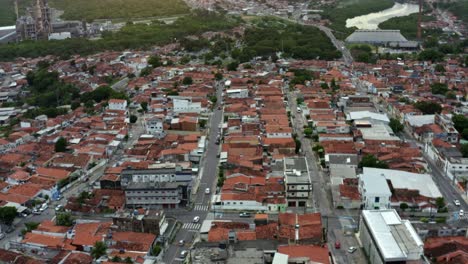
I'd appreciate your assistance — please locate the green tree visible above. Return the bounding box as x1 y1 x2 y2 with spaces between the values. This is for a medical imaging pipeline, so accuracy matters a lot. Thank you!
209 95 218 105
389 118 404 133
452 114 468 133
446 91 456 100
435 197 445 209
56 212 74 226
413 101 442 114
198 119 207 128
148 55 162 68
152 244 162 256
400 203 409 211
359 154 389 169
124 257 133 264
182 76 193 85
71 101 81 110
461 144 468 158
431 83 448 95
294 138 301 154
91 241 107 259
0 206 17 225
227 61 239 71
140 67 152 77
304 128 313 138
435 64 446 72
214 72 223 80
55 137 67 152
462 128 468 140
418 49 444 62
111 256 122 262
130 115 138 123
140 102 148 112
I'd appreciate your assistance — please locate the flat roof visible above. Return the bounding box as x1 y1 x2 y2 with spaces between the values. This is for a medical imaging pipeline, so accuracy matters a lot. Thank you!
360 173 392 196
362 209 423 261
359 123 400 141
362 167 442 198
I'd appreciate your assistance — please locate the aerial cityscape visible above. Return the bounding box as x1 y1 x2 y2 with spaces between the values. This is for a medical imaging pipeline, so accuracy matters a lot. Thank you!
0 0 467 263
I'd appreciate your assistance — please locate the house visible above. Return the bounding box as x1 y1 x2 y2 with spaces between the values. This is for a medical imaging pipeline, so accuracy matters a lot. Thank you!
145 115 166 138
108 99 127 111
359 209 424 264
172 97 202 113
278 213 322 244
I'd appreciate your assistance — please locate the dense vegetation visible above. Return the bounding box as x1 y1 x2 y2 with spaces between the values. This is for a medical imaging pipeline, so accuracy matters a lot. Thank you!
0 0 16 26
0 11 241 61
48 0 189 21
236 17 341 62
349 44 375 63
435 0 468 23
379 13 438 40
413 101 442 115
322 0 395 39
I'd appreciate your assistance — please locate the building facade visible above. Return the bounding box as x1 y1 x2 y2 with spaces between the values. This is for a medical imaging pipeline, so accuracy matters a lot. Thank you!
283 157 311 207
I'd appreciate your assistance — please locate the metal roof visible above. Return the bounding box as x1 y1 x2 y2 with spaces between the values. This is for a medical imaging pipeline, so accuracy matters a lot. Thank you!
346 30 408 43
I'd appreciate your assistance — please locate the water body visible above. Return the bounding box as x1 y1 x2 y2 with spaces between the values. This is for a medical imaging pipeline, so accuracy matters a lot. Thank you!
346 3 419 30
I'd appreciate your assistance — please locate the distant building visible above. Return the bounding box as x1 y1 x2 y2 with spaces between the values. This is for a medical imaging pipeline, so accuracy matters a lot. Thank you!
283 157 311 207
346 30 409 46
48 32 71 40
172 97 202 113
108 99 128 111
145 115 166 138
16 0 52 41
359 209 424 264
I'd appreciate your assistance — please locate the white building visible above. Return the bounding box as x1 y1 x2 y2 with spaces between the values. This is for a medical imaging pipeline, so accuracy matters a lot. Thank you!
172 97 202 113
145 115 165 139
283 157 311 207
108 99 128 111
359 172 392 210
226 88 249 98
359 209 424 264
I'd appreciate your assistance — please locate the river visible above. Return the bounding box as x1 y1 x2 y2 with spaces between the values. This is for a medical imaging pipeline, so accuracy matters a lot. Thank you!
346 3 419 30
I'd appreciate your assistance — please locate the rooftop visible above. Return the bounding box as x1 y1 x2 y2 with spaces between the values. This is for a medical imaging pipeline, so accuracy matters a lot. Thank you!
362 209 423 261
346 30 408 43
283 157 310 184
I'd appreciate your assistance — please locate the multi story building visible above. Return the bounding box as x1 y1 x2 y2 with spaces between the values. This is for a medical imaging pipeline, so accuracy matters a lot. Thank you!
283 157 311 207
120 163 193 209
358 172 392 210
16 0 52 41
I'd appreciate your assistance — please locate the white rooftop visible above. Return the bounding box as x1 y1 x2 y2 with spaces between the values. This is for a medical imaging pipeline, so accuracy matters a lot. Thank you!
360 173 392 196
362 167 442 198
362 209 423 261
359 123 400 141
406 115 435 128
347 111 390 123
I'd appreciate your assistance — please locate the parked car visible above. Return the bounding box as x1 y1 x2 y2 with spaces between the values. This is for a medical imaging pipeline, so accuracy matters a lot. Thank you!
239 212 251 217
347 247 357 254
193 216 200 223
0 233 5 240
454 200 461 206
180 250 188 258
205 188 210 194
460 210 464 216
55 205 63 211
178 240 184 246
32 208 41 215
39 203 48 212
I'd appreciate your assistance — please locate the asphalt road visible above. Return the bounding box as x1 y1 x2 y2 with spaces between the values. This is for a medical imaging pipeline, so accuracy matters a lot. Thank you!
162 81 224 263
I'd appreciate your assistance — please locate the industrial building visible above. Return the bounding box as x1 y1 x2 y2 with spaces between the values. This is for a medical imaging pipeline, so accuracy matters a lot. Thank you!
346 30 418 48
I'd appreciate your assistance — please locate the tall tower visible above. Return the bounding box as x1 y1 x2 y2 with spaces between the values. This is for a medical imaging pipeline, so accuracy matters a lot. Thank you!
34 0 52 38
417 0 422 40
14 0 19 19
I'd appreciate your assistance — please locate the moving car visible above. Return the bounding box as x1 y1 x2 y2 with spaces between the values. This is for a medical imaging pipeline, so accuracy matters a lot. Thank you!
178 240 184 246
193 216 200 223
239 212 251 217
347 247 357 254
335 241 341 249
180 250 188 258
454 200 461 206
205 188 210 194
460 210 464 216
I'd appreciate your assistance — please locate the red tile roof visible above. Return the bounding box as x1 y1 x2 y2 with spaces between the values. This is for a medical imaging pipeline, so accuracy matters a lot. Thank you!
278 244 330 264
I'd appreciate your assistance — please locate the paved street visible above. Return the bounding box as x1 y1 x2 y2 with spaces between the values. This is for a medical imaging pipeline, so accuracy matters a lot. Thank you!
285 84 366 263
162 81 224 263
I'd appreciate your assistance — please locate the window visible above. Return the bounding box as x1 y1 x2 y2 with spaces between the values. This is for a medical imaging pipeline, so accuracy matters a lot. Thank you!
239 202 243 205
375 197 380 203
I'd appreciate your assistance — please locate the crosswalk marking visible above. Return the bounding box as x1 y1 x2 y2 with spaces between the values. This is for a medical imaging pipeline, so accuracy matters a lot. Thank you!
182 223 202 230
194 204 209 211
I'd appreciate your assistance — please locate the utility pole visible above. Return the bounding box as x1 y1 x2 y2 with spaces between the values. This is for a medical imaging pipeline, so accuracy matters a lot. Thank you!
417 0 423 40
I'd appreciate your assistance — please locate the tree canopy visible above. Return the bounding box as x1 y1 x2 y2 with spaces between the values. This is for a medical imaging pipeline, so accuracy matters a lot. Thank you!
413 101 442 114
91 241 107 259
389 118 404 134
0 206 17 225
55 137 68 153
359 154 389 169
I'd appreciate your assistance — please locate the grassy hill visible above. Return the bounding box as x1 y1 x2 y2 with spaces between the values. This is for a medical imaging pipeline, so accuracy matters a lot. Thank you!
379 13 437 40
0 0 16 26
49 0 190 21
436 0 468 23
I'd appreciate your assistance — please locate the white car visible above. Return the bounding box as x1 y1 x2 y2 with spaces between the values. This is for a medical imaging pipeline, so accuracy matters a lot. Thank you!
55 205 63 211
193 216 200 223
454 200 461 206
460 210 464 216
205 188 210 194
347 247 357 254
